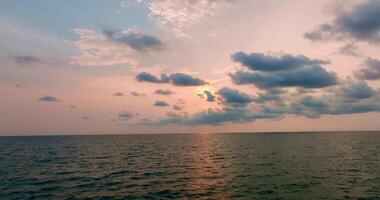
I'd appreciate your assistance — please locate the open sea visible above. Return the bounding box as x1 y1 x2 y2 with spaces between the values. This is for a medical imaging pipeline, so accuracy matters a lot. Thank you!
1 132 380 199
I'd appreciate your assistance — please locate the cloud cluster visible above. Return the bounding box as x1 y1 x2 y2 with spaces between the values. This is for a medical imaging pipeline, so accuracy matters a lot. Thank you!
305 0 380 44
136 72 207 86
230 52 337 89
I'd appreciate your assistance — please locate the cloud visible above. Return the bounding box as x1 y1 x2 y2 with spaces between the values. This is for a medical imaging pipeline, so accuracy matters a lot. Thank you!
230 66 337 89
103 29 164 51
154 100 170 107
254 89 286 103
71 28 138 66
113 92 124 96
339 43 360 56
118 111 137 120
355 58 380 80
304 0 380 44
136 72 207 86
146 0 232 38
12 56 43 65
231 52 328 71
38 95 61 102
130 91 146 97
154 89 175 95
204 90 216 102
173 104 183 110
169 73 207 86
230 51 336 89
136 72 170 83
218 87 252 106
342 82 375 99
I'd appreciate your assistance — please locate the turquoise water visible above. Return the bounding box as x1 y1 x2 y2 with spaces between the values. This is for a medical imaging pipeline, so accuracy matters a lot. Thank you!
1 132 380 199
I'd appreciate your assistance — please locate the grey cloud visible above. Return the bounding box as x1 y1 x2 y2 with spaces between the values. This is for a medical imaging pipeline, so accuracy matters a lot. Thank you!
232 52 328 71
169 73 207 86
218 87 252 106
339 43 360 56
155 89 175 95
38 95 61 102
103 29 164 51
356 58 380 80
118 111 136 120
113 92 124 96
305 0 380 43
342 82 375 99
230 65 337 89
136 72 207 86
204 90 216 102
12 56 43 65
154 100 170 107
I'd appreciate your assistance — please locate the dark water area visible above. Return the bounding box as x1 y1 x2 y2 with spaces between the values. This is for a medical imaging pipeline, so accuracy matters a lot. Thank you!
1 132 380 199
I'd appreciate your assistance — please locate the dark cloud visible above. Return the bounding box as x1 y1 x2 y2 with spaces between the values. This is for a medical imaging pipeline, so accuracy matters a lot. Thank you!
82 116 90 120
169 73 207 86
113 92 124 96
305 0 380 43
232 52 328 71
356 58 380 80
118 111 136 120
38 95 61 102
130 91 146 97
155 89 175 95
103 29 164 51
12 56 43 65
230 65 337 89
69 105 76 109
218 87 252 106
154 100 170 107
136 72 207 86
136 72 169 83
254 89 286 103
342 82 375 99
204 90 216 102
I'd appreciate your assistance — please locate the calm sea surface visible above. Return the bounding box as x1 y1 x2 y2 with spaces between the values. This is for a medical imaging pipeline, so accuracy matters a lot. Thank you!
1 132 380 199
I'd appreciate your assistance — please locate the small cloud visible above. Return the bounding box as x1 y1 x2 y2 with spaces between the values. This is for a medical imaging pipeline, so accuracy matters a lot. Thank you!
103 29 164 52
130 91 146 97
11 55 43 65
154 89 175 95
339 43 360 57
69 105 76 109
118 111 137 120
38 95 61 102
173 104 183 110
204 90 216 102
15 84 26 89
355 58 380 80
136 72 207 86
82 116 90 120
154 100 170 107
113 92 124 96
219 87 252 106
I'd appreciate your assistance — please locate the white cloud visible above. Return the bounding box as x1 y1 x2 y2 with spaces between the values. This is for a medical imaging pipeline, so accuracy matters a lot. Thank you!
70 28 138 66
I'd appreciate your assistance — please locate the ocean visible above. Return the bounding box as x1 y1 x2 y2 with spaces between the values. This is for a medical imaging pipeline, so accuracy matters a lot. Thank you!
1 132 380 199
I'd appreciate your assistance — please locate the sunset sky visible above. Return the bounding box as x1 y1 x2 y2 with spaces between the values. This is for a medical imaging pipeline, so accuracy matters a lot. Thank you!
1 0 380 135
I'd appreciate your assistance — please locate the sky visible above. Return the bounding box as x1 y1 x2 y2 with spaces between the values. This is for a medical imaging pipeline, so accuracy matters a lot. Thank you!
1 0 380 135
